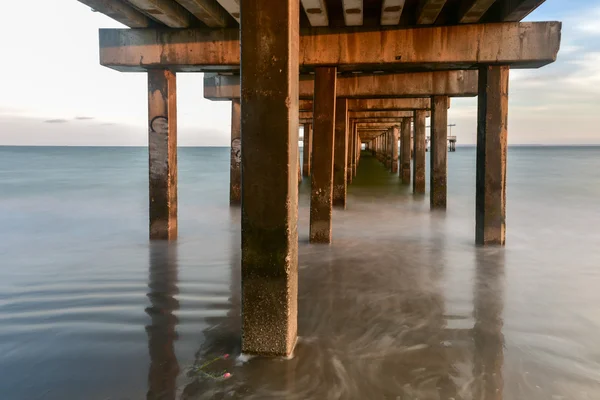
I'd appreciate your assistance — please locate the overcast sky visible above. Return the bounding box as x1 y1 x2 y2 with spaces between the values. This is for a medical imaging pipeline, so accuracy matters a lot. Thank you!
0 0 598 146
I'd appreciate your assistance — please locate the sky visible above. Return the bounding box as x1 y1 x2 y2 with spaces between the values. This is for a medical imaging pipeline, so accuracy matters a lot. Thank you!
0 0 598 146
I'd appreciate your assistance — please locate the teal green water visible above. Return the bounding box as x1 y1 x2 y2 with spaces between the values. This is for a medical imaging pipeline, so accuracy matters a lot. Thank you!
1 146 600 399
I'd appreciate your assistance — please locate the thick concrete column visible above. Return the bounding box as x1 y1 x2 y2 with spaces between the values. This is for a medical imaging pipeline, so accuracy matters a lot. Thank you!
401 118 411 184
302 123 313 177
310 67 337 244
148 70 177 240
333 98 348 208
391 126 399 174
230 99 241 205
430 96 449 209
476 65 509 246
347 120 354 183
413 110 427 194
240 0 299 357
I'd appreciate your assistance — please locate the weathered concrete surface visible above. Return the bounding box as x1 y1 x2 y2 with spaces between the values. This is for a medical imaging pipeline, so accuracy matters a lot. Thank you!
401 118 411 184
240 0 299 357
100 22 561 72
413 110 427 194
391 126 399 174
310 67 337 244
78 0 152 27
476 65 509 246
204 71 479 100
430 96 448 209
302 123 313 177
148 70 178 240
230 99 241 204
333 98 348 208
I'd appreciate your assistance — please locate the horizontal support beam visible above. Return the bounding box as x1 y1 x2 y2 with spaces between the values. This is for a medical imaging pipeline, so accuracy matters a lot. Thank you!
300 110 417 119
99 22 561 72
299 98 436 111
205 70 478 100
355 118 412 124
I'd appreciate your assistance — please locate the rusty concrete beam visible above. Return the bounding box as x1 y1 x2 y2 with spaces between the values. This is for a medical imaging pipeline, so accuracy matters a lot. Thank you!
215 0 239 22
297 98 434 112
417 0 448 24
301 0 329 26
99 22 562 72
459 0 497 23
381 0 406 25
300 110 417 119
354 118 412 124
125 0 191 27
174 0 228 27
78 0 152 27
204 71 478 100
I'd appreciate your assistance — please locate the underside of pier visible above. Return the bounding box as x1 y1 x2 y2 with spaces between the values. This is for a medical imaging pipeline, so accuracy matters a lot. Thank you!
78 0 561 356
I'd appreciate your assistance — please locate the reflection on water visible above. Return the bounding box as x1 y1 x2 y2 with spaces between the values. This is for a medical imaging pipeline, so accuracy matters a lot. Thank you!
147 243 179 400
1 147 600 399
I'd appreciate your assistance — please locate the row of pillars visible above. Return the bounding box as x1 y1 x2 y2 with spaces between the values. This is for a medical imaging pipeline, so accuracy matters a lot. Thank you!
231 68 362 244
370 98 447 209
145 0 508 356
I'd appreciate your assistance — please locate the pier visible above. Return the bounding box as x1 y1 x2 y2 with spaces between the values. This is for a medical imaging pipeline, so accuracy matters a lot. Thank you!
78 0 561 356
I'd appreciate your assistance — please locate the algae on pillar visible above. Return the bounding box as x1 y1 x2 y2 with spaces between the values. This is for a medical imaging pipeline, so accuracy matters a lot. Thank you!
310 67 337 244
430 96 449 209
476 65 509 246
333 98 348 208
413 110 427 194
148 69 177 240
240 0 299 357
230 99 241 205
401 118 411 184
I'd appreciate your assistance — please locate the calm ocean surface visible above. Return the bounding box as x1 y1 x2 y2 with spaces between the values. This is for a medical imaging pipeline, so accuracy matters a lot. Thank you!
1 146 600 399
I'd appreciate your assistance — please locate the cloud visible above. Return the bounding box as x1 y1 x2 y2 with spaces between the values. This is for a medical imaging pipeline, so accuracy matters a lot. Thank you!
44 118 69 123
74 116 94 120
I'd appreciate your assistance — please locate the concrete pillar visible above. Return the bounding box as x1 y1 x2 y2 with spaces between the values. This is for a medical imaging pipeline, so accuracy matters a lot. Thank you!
413 110 427 194
298 139 302 184
333 98 348 208
302 123 313 177
310 66 337 244
148 70 177 240
240 0 299 357
352 124 358 177
401 118 411 184
347 120 354 183
430 96 449 209
230 99 241 205
385 130 392 169
476 65 509 246
391 127 399 174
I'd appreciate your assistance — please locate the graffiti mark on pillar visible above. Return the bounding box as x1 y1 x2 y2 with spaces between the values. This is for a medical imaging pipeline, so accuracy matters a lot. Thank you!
150 116 169 134
231 138 241 165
